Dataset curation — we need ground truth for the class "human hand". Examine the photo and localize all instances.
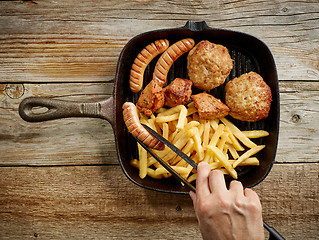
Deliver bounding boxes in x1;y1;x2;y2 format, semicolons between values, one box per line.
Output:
189;162;264;240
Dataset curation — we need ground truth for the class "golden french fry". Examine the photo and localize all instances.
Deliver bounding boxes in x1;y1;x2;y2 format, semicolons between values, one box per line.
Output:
162;123;169;140
156;113;180;123
209;124;225;147
217;132;229;151
187;173;197;183
209;119;219;131
203;124;225;163
229;157;259;166
176;105;188;129
191;127;204;160
225;127;245;151
202;121;211;148
131;159;163;179
242;130;269;138
233;145;265;168
172;121;200;143
138;143;147;179
226;143;240;159
206;145;238;179
220;118;257;149
157;105;184;116
187;106;198;116
131;102;268;183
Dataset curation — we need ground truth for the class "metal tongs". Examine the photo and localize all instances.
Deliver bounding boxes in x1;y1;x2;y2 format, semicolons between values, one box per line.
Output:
134;124;285;240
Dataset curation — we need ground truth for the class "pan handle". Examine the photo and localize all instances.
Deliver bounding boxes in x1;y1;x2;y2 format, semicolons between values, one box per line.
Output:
182;20;210;31
19;96;114;125
264;222;286;240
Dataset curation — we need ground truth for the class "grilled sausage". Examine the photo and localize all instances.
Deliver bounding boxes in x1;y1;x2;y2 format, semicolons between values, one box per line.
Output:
122;102;165;150
129;39;169;93
153;38;195;87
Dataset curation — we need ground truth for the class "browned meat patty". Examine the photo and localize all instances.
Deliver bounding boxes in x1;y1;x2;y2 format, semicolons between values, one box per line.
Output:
164;78;193;107
187;40;233;91
225;72;272;122
136;80;164;116
191;92;230;120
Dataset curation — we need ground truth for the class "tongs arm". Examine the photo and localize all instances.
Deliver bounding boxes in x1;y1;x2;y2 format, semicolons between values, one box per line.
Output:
133;136;196;193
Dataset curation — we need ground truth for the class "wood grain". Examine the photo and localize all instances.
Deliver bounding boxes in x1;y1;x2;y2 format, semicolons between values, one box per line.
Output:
0;0;318;82
1;81;318;165
0;163;318;239
0;1;318;239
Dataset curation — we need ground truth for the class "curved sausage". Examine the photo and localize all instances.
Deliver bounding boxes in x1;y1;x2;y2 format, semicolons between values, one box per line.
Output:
122;102;165;150
130;39;169;93
153;38;195;87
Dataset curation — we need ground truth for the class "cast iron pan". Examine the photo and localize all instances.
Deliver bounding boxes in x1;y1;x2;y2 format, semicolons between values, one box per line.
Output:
19;21;280;194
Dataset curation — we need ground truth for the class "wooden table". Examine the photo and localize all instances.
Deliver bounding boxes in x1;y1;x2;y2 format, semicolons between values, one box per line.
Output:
1;1;318;239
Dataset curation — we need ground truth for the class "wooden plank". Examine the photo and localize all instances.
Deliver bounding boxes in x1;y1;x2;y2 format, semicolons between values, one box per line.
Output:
278;81;319;163
0;82;118;165
1;81;318;165
0;163;318;239
0;0;318;82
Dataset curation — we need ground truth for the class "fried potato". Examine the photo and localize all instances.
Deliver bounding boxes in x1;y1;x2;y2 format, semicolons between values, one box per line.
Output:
131;104;269;185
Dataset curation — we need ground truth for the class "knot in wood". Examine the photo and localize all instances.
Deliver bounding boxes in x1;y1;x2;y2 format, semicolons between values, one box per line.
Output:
291;114;301;123
5;84;25;99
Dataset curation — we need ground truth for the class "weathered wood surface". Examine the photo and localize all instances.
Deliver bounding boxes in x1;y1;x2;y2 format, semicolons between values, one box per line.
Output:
0;0;318;82
0;0;318;239
0;164;318;239
0;81;318;165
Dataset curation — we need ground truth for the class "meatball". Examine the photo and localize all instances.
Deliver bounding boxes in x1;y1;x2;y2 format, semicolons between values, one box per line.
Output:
191;92;230;120
225;72;272;122
187;40;233;91
164;78;193;107
136;80;164;116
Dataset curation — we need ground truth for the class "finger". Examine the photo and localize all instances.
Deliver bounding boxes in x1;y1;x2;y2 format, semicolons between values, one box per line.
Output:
229;180;244;195
196;161;211;197
189;191;196;204
244;188;260;202
208;170;227;194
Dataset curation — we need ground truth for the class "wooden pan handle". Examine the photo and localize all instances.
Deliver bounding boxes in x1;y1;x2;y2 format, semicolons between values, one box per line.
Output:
19;96;114;125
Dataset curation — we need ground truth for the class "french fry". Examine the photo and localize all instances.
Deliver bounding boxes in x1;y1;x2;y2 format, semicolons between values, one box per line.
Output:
229;157;259;166
203;124;225;162
172;121;200;143
138;143;147;179
187;106;198;116
233;145;265;168
131;103;268;184
187;173;197;183
220;118;257;149
217;132;229;151
206;145;238;179
162;123;169;140
242;130;269;138
157;105;184;116
130;159;163;179
202;120;211;148
191;127;204;160
210;119;219;131
176;105;188;129
156;113;180;123
226;143;240;159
